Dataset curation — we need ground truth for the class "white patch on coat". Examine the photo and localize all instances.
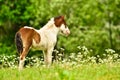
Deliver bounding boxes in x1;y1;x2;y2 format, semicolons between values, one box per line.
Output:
24;26;33;29
59;24;70;36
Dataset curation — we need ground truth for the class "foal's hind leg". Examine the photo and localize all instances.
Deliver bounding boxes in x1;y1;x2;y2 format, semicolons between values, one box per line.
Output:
19;45;31;70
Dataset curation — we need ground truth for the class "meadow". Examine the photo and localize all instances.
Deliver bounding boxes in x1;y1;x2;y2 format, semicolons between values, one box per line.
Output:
0;1;120;80
0;46;120;80
0;63;120;80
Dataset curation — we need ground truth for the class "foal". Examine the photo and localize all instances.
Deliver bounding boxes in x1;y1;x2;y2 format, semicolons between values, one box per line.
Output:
15;16;70;70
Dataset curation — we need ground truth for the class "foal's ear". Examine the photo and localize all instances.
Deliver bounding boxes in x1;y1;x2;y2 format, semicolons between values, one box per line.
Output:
54;16;65;27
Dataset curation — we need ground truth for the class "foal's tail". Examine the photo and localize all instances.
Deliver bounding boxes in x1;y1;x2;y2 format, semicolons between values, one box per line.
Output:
15;32;23;54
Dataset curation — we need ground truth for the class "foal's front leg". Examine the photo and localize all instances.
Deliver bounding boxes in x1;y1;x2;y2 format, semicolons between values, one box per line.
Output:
43;47;54;66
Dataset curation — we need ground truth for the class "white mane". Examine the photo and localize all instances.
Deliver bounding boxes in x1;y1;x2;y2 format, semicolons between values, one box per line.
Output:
42;18;55;29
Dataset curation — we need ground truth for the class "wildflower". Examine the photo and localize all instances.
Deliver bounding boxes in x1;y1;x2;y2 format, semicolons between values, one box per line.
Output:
82;46;88;51
60;48;65;51
113;54;119;59
105;49;115;54
98;58;104;63
69;53;75;59
77;46;81;49
58;53;63;57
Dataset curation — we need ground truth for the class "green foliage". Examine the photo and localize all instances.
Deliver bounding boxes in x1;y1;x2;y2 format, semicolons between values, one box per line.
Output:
0;0;120;55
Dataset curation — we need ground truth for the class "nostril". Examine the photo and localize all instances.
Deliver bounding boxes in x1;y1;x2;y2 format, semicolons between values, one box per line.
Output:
68;30;70;34
66;30;70;35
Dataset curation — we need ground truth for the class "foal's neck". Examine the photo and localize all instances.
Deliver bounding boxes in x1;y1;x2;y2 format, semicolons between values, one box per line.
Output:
40;21;59;36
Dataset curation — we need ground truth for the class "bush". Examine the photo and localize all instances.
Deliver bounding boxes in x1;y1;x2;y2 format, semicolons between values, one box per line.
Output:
0;0;120;56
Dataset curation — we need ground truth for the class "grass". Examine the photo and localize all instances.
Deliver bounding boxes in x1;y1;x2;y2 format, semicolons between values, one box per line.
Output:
0;46;120;80
0;63;120;80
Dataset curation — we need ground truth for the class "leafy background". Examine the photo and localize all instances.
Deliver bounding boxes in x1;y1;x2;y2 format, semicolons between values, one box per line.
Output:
0;0;120;56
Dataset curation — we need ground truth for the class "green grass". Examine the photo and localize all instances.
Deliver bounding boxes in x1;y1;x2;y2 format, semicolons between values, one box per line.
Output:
0;63;120;80
0;47;119;80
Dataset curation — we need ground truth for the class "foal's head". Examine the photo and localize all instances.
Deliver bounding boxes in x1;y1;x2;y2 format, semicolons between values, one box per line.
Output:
54;16;70;36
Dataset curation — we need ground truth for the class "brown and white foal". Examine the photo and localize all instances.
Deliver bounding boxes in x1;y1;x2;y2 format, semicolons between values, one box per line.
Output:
15;16;70;70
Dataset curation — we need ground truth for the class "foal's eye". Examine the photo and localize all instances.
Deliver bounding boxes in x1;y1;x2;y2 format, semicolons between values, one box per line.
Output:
65;25;67;28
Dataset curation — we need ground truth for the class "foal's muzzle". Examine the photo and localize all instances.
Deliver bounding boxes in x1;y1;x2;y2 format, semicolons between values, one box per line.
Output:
65;29;70;36
63;28;70;36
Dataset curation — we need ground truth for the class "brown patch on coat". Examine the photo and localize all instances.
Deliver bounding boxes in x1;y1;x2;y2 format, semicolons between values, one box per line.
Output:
33;30;41;44
19;27;41;48
54;16;66;27
18;27;41;60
